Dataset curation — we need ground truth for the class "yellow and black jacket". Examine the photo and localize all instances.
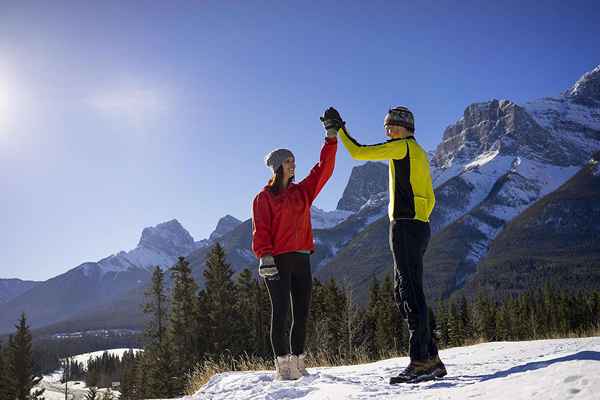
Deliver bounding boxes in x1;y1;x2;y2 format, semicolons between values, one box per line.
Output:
338;128;435;222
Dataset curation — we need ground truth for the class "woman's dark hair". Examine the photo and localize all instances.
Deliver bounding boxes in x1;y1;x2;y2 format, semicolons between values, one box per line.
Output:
268;166;294;194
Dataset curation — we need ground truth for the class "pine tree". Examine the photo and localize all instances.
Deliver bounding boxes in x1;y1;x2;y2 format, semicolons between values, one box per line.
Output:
2;336;17;400
85;386;99;400
203;244;242;355
0;340;10;400
459;295;474;342
435;300;450;347
363;277;381;358
375;275;404;356
236;268;257;352
143;265;178;397
448;300;463;347
9;313;45;400
322;278;346;357
169;256;199;393
144;266;169;348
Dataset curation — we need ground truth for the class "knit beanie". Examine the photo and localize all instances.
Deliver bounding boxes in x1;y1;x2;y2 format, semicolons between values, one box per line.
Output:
264;148;294;173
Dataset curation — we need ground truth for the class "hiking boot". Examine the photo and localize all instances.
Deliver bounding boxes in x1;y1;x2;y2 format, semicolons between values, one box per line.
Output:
389;355;447;384
275;355;301;381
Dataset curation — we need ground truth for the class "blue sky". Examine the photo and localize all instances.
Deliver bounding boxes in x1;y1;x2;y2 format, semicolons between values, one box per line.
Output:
1;0;599;280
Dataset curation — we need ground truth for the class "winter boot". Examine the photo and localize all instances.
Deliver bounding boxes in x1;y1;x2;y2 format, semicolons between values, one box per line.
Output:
275;355;301;381
295;353;309;376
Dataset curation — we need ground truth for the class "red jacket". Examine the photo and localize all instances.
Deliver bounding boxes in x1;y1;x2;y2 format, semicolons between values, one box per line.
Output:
252;137;337;259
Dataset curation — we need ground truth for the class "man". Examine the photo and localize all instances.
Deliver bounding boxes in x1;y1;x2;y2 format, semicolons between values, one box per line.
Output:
321;106;446;384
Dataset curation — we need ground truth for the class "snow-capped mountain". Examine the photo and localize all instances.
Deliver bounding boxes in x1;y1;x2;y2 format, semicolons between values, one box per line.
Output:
316;64;600;302
465;151;600;298
336;161;388;212
0;218;237;334
76;219;197;278
191;336;600;400
423;67;600;291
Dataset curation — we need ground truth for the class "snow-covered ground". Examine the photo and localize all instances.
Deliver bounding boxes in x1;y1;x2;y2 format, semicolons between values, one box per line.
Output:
184;337;600;400
39;348;142;400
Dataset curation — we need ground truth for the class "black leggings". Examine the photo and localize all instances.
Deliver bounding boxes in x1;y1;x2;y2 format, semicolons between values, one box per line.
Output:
265;252;312;357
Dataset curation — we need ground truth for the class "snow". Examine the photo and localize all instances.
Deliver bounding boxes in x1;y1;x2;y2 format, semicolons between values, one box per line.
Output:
182;337;600;400
311;207;354;229
67;348;143;370
39;348;143;399
463;149;500;170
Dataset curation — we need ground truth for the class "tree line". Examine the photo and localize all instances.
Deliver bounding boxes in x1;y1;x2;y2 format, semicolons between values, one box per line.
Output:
3;243;598;399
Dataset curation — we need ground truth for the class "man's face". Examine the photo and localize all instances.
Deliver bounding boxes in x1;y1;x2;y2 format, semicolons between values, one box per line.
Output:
385;125;410;139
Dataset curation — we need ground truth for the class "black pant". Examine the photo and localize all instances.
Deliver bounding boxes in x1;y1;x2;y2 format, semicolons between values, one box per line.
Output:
390;219;438;362
265;252;312;357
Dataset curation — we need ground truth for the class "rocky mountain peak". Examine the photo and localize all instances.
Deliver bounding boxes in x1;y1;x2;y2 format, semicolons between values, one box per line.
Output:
564;64;600;104
209;215;242;241
137;219;195;255
336;161;388;212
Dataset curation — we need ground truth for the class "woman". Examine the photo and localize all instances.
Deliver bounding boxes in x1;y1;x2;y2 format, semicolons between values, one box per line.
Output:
251;109;338;380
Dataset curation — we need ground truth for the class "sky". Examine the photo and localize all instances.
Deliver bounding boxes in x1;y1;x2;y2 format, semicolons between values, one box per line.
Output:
1;0;599;281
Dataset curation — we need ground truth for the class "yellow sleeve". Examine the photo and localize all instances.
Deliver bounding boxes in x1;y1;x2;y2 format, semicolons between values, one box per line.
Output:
338;128;407;161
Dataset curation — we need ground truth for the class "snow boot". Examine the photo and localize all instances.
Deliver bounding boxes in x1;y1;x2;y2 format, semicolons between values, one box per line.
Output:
275;355;302;381
295;353;309;376
389;355;447;384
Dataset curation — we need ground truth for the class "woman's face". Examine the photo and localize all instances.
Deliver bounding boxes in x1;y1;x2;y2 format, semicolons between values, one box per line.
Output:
282;156;295;181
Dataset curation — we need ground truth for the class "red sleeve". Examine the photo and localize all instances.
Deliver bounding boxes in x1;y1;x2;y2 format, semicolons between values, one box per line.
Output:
252;192;273;258
298;136;337;203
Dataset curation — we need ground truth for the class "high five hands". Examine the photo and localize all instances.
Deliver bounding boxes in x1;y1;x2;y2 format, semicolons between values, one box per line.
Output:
320;107;345;137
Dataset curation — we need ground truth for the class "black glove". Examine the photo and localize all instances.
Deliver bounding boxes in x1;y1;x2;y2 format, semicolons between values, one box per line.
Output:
320;107;345;131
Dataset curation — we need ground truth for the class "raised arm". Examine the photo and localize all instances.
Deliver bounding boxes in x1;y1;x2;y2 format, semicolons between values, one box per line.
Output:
338;128;408;161
251;192;273;259
298;136;337;203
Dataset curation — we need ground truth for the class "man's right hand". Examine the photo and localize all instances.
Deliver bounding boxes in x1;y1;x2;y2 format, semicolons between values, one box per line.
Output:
320;107;345;132
259;255;279;280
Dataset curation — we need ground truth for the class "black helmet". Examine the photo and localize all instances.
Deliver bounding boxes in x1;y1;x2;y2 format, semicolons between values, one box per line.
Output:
384;106;414;132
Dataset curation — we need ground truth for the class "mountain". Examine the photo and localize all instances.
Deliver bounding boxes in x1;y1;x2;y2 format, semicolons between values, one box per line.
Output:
14;65;600;335
0;279;40;303
0;219;197;334
464;152;600;298
336;161;388;211
209;215;243;241
316;65;600;302
190;337;600;399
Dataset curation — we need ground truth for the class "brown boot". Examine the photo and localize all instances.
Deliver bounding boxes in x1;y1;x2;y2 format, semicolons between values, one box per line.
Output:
389;355;446;384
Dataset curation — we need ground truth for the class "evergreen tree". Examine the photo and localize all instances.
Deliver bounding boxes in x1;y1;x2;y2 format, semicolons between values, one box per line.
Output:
144;266;169;348
362;277;381;358
203;244;242;355
9;313;45;400
474;291;496;341
375;275;404;356
448;300;463;347
236;268;258;352
142;265;178;397
435;300;450;347
169;256;200;392
85;386;99;400
0;340;11;400
459;295;474;342
3;335;17;400
322;278;346;357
